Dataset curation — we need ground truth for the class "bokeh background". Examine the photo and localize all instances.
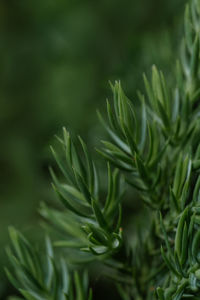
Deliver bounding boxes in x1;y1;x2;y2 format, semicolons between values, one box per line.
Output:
0;0;186;298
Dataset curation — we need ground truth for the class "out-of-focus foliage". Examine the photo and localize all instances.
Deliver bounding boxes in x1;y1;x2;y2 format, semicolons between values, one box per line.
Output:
6;227;93;300
0;0;186;298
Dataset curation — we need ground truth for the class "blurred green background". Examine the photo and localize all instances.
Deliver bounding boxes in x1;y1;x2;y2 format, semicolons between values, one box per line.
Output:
0;0;186;298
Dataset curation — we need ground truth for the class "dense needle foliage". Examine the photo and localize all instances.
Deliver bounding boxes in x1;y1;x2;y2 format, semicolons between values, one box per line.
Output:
6;0;200;299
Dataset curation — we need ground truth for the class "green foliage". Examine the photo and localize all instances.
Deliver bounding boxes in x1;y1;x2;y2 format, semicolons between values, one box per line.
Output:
0;4;180;290
6;0;200;299
6;227;92;300
43;128;124;258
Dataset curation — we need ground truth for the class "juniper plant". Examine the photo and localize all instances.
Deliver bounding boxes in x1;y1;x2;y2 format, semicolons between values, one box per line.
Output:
6;0;200;299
